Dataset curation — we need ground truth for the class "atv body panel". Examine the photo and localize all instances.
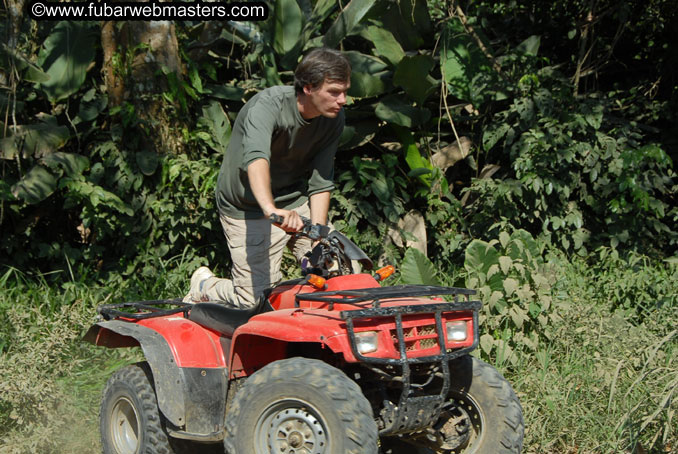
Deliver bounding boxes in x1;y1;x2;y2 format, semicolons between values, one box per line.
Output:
85;316;228;439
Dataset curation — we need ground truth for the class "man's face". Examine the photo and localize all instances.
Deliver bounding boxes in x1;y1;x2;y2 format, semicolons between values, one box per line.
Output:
303;78;351;119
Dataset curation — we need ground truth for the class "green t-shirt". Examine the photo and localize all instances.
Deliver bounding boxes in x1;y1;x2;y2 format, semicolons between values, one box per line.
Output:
216;85;344;219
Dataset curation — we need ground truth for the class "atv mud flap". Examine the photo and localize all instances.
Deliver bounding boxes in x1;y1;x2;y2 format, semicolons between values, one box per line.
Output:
340;301;480;436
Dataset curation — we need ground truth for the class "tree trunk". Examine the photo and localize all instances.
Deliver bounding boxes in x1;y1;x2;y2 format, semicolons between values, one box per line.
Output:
100;18;184;153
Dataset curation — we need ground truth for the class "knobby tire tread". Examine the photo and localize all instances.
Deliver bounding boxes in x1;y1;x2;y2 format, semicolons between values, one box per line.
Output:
224;357;378;454
451;356;524;454
100;363;177;454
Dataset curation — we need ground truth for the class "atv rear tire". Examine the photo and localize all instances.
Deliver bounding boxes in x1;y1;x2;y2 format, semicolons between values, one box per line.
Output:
393;355;523;454
100;363;181;454
223;357;378;454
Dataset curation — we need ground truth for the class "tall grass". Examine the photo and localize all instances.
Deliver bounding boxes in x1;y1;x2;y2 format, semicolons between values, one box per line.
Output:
0;252;204;454
504;252;677;454
0;251;675;453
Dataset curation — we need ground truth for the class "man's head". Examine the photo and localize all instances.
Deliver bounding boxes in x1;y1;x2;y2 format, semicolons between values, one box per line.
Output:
294;48;351;94
295;48;351;119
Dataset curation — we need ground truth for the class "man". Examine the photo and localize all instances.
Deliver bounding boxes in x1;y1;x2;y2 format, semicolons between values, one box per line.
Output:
184;48;351;307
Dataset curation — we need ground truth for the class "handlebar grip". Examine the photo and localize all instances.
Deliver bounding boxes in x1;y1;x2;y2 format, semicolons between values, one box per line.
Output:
269;214;285;225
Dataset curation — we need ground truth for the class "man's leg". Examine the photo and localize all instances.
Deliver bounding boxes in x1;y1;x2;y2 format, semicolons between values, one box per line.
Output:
221;213;289;307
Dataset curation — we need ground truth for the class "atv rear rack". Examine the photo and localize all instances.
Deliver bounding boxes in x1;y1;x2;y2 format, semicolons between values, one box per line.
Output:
98;299;191;321
294;284;476;310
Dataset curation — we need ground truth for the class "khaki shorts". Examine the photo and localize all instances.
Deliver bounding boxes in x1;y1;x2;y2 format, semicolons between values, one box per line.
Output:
219;202;316;306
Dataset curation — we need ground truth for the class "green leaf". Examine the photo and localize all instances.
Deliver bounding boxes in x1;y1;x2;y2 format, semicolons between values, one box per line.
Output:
510;307;529;329
76;88;107;123
0;43;50;83
4;120;70;159
136;151;159;176
464;239;503;292
393;55;436;105
201;101;232;154
499;256;512;275
338;120;379;150
391;125;432;188
11;166;57;204
400;248;441;286
516;35;541;56
407;168;432;178
375;95;430;128
344;51;389;98
480;333;495;355
42;152;89;176
441;19;491;103
370;176;390;203
482;123;510;151
499;231;510;249
204;84;245;101
503;278;519;297
360;26;405;66
188;65;204;94
273;0;304;56
322;0;377;48
37;21;98;102
508;229;541;262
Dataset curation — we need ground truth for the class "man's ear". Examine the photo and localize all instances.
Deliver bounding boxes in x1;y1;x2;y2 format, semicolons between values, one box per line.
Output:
303;84;314;95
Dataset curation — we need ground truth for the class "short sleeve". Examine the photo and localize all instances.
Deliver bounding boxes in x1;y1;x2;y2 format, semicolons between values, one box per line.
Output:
241;97;280;168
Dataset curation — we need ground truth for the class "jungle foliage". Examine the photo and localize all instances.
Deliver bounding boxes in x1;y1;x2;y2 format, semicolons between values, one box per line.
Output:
2;0;676;273
1;1;677;452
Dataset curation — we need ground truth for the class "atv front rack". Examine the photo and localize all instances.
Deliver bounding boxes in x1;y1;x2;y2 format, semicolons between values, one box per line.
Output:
298;285;482;436
98;299;191;320
295;284;476;310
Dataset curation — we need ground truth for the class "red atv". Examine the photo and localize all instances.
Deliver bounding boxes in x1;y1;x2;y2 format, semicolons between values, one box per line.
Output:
85;217;524;454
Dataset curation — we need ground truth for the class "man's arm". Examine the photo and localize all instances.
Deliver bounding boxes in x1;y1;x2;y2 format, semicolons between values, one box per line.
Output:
247;158;303;231
309;191;330;225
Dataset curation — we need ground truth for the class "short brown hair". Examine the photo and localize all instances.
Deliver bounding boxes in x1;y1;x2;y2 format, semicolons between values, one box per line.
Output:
294;48;351;94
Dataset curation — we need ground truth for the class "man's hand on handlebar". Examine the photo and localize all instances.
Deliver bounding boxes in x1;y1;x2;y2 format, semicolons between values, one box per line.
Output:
268;209;304;232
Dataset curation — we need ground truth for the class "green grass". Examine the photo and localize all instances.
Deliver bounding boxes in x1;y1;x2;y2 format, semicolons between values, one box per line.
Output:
0;252;675;454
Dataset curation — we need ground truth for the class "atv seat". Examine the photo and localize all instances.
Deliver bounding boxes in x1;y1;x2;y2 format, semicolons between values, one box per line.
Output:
188;297;273;337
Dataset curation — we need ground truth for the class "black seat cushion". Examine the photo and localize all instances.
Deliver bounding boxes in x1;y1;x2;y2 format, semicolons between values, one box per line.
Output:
188;298;273;337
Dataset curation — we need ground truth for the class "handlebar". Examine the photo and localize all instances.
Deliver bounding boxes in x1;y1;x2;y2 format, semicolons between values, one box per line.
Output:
269;214;330;241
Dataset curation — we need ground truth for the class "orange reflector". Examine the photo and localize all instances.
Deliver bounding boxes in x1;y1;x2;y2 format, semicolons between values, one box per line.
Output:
306;274;327;289
375;265;395;281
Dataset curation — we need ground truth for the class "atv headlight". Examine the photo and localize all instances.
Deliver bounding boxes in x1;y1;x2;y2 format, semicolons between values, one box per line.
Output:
446;321;468;342
355;331;379;354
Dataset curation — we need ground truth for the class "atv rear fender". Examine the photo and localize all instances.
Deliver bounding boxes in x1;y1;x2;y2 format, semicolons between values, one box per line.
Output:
84;319;228;440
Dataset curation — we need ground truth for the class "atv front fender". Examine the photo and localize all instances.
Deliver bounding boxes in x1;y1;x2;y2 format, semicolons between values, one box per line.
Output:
84;320;227;438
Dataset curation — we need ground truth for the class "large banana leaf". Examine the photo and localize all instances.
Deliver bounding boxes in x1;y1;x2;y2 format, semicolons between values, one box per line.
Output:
273;0;303;56
440;19;491;103
37;21;98;103
11;166;57;204
1;43;50;83
344;51;390;99
393;55;437;105
375;96;430;128
323;0;377;48
400;248;441;286
360;26;405;67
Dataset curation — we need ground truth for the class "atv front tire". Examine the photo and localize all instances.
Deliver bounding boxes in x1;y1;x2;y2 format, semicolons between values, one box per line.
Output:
224;357;378;454
100;363;180;454
393;355;523;454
